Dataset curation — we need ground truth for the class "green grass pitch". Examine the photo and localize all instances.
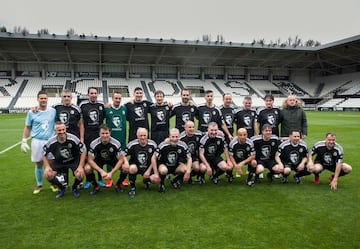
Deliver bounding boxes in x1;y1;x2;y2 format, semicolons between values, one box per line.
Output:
0;112;359;249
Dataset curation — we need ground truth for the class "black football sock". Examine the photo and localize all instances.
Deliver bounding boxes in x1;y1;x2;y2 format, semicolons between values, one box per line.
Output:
129;174;137;188
160;174;166;185
49;178;65;190
72;178;82;190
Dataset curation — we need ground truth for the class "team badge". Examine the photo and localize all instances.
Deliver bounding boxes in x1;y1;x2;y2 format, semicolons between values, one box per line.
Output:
59;112;69;124
60;147;71;159
89;109;98;122
134;106;144;117
70;110;74;115
137;152;147;165
290;151;299;164
203;112;211;124
112;116;121;128
67;143;73;149
157;110;165;121
167;152;177;164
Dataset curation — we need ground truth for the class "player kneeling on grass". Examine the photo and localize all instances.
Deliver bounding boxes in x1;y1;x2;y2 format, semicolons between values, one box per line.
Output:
43;122;86;198
275;130;311;184
153;128;192;193
123;128;160;198
84;124;129;195
307;132;352;190
229;128;257;187
199;122;233;184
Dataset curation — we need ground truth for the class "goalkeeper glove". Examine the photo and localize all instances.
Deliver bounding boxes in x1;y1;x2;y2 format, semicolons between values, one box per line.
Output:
21;138;30;153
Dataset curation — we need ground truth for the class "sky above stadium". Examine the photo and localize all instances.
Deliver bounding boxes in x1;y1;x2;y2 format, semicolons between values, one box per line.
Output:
1;0;359;45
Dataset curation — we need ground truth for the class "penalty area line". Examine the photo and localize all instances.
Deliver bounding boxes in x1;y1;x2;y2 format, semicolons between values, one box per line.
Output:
0;141;22;154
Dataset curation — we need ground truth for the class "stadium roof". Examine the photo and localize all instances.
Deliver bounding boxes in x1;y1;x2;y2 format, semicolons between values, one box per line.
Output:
0;32;359;74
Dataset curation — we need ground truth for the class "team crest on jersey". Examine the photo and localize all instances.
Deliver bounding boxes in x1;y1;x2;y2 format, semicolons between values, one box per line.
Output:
122;110;126;115
143;103;148;107
190;107;194;112
109;147;114;153
148;148;153;153
244;115;251;126
70;110;74;115
225;114;233;125
99;106;103;111
217;140;221;145
157;110;165;121
246;147;250;151
271;141;276;146
203;112;211;124
137;152;147;165
112;116;121;128
59;112;69;124
67;143;73;149
207;144;217;154
323;153;333;164
134;106;144;118
299;148;303;153
290;151;299;164
167;152;177;164
267;114;275;125
261;145;270;159
89;109;98;122
182;112;190;123
333;152;338;157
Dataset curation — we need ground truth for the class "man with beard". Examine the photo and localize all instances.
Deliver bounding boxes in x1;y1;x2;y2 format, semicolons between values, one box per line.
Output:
149;90;171;144
179;120;204;184
251;124;282;183
84;125;129;195
229;128;257;187
171;88;198;133
255;94;281;136
43;122;86;198
79;87;106;188
123;128;160;198
152;128;192;193
199;122;233;184
307;132;352;190
275;130;310;184
234;96;257;138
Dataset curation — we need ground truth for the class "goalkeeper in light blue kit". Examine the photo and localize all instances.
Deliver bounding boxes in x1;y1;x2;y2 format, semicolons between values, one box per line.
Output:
21;90;56;194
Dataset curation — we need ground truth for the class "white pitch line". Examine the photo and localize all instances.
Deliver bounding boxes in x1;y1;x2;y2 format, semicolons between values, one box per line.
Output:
0;141;22;154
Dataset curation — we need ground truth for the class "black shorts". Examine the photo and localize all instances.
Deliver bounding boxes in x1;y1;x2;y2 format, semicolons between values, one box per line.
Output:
257;159;277;170
314;161;336;172
51;162;79;175
207;157;225;169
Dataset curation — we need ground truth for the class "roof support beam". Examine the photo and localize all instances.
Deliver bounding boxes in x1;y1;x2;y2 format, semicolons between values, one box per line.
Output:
26;40;41;63
64;43;73;64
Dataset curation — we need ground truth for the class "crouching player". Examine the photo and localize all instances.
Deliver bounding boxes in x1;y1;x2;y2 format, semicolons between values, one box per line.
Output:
275;130;310;184
229;128;257;187
199;122;233;184
307;132;352;190
179;120;204;184
84;124;129;195
152;128;192;193
124;128;160;198
43;122;86;198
